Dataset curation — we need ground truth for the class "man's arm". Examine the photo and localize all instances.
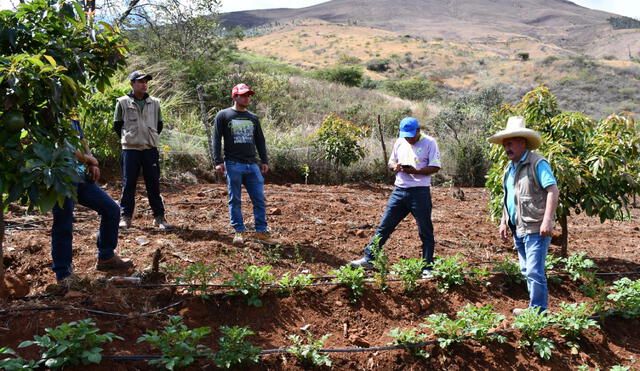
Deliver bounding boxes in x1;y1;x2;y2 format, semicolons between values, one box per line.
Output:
113;100;124;137
157;105;163;134
75;138;100;182
212;111;225;174
540;184;559;237
254;118;268;165
499;209;510;242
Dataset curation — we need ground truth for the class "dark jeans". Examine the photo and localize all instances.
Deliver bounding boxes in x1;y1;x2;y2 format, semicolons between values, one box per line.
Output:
364;186;435;265
51;182;120;280
120;148;164;217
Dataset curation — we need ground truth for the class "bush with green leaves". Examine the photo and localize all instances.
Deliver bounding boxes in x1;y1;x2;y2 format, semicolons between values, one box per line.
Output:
168;262;218;298
550;302;600;348
313;65;363;87
457;304;506;344
431;254;468;292
224;265;275;307
136;315;211;370
421;313;464;349
562;252;596;281
493;257;525;285
0;347;40;371
276;273;315;295
384;78;436;101
545;254;562;284
366;58;390;72
19;319;122;369
213;326;261;369
329;264;366;303
607;278;640;318
469;266;491;286
287;331;332;367
314;113;368;169
387;327;429;358
369;235;389;291
391;258;425;292
512;307;555;360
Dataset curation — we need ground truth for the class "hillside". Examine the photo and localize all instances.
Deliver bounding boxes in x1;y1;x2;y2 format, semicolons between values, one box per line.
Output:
222;0;640;59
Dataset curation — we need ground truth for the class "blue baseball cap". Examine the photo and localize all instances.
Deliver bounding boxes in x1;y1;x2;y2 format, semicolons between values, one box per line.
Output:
399;117;419;138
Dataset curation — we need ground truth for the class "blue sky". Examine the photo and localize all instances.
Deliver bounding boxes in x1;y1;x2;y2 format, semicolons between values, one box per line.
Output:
0;0;638;19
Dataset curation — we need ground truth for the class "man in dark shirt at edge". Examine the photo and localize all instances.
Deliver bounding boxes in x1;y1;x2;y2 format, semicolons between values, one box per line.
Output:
213;83;276;245
113;70;172;230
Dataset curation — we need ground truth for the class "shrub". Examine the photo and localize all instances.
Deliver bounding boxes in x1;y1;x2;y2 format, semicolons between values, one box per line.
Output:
457;304;506;343
384;78;436;101
517;52;530;61
562;252;596;281
287;331;332;367
213;326;261;369
137;316;212;370
391;258;426;292
387;328;429;358
366;58;390;72
608;16;640;30
168;262;218;299
0;347;41;371
19;319;123;369
421;313;464;349
329;265;366;303
224;265;276;307
337;54;361;65
313;65;363;87
550;302;599;347
276;273;314;295
313;113;368;169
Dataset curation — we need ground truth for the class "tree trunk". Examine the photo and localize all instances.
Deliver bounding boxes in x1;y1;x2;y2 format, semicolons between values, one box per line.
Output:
0;205;5;290
376;115;389;178
196;84;215;170
559;213;568;257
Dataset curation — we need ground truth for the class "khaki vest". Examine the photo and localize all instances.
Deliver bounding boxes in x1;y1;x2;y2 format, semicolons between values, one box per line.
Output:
502;151;552;235
117;95;160;150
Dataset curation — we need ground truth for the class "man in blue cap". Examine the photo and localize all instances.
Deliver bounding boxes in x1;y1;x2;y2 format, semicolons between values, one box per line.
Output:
113;70;172;230
349;117;441;278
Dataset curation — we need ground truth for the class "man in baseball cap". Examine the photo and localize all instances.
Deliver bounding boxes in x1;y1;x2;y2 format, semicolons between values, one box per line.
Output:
129;70;152;81
349;117;441;278
488;116;559;316
212;83;276;246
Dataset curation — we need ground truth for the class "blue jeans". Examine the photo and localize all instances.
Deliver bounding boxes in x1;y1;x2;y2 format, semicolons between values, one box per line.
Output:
51;182;120;280
225;161;267;233
514;233;550;311
364;186;435;265
120;148;165;217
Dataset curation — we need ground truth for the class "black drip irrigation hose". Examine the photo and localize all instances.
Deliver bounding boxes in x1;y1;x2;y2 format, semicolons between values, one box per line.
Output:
0;300;184;318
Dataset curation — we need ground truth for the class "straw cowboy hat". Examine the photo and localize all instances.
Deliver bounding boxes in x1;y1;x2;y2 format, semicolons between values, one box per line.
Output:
487;116;542;150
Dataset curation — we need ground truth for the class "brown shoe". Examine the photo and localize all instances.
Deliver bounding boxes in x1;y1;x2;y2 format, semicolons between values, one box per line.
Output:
254;232;278;245
96;254;133;271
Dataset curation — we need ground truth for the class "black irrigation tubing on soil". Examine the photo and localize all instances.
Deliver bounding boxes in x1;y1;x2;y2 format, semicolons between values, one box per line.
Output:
0;300;185;318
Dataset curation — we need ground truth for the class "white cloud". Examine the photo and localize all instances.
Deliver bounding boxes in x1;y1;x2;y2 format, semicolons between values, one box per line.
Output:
570;0;640;19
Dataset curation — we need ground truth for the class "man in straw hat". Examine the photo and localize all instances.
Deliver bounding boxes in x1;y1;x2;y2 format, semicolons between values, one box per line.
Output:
488;116;559;315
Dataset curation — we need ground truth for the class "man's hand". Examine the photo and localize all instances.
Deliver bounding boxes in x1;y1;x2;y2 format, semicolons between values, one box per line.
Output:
87;165;100;183
540;219;553;237
260;163;269;174
215;163;225;176
499;223;510;242
84;154;99;167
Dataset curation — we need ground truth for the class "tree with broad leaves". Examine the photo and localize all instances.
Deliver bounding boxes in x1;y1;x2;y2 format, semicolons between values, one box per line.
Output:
486;86;640;256
0;0;127;293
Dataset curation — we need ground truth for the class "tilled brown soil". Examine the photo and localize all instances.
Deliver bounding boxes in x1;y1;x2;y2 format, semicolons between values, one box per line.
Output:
1;180;639;370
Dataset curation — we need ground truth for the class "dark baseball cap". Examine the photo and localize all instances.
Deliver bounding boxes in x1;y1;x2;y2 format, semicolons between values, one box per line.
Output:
129;70;152;81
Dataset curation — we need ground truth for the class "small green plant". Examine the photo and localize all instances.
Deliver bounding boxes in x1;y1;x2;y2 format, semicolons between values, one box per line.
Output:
431;254;468;292
387;327;430;358
421;313;464;349
370;235;390;291
0;347;41;371
607;278;640;318
550;302;600;350
545;254;562;284
580;277;609;315
493;257;525;285
224;265;276;307
512;307;555;360
19;319;122;369
391;258;425;292
213;326;261;369
329;265;366;303
609;366;631;371
136;315;211;370
168;262;218;299
287;331;332;367
469;266;491;286
562;252;596;281
457;304;506;344
276;273;315;295
301;164;310;184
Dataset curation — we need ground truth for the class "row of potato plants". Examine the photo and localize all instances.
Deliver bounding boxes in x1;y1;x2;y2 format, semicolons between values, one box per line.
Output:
2;280;638;370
